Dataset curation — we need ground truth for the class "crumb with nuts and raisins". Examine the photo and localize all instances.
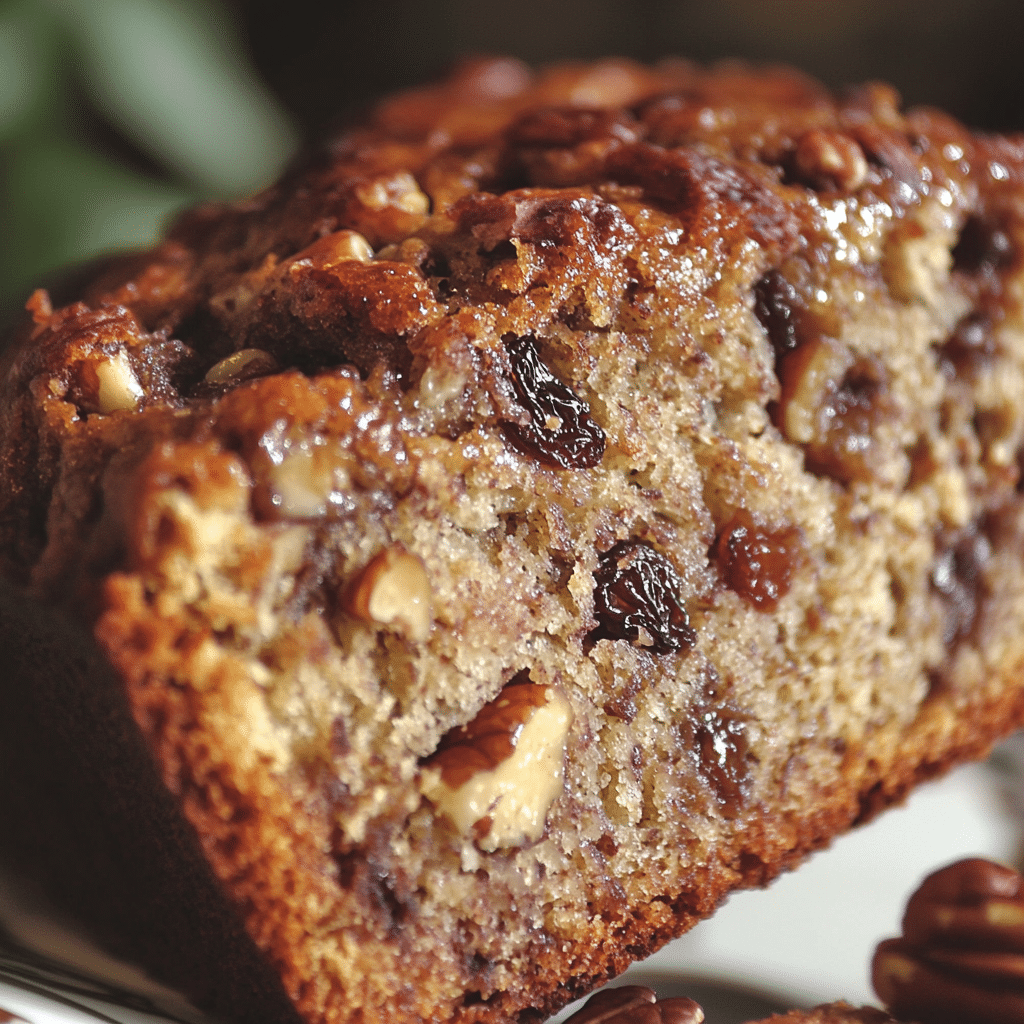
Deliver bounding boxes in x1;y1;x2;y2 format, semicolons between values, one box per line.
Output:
5;54;1024;1024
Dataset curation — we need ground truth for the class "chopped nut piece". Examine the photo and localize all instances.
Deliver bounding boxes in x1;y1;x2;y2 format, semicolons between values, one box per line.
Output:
356;172;430;215
204;348;279;385
421;683;573;851
793;130;868;191
265;438;346;519
776;334;853;445
883;221;955;305
347;545;432;642
292;230;374;270
94;350;144;413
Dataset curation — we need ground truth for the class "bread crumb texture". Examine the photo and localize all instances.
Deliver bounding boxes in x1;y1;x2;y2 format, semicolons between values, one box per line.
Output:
4;56;1024;1024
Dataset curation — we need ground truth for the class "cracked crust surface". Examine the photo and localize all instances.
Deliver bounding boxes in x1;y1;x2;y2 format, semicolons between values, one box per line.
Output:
4;56;1024;1024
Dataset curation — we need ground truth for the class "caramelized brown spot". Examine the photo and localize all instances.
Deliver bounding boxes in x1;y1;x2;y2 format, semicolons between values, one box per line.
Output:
500;335;605;469
694;707;750;820
803;357;893;484
592;540;695;653
507;106;641;150
244;260;445;381
714;511;801;611
503;106;642;188
932;528;991;647
953;214;1015;277
939;310;998;377
605;143;800;251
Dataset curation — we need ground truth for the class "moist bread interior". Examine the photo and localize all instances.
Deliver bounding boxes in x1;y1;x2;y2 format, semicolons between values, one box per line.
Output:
3;56;1024;1024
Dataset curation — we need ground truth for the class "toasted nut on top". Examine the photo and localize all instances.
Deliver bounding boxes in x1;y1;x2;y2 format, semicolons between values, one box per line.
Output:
94;350;144;413
421;682;573;852
204;348;279;385
346;545;432;642
873;858;1024;1024
292;230;374;270
794;130;868;192
355;172;430;215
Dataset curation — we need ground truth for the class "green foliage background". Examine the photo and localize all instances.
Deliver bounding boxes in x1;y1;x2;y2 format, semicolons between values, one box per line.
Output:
5;0;1024;329
0;0;296;323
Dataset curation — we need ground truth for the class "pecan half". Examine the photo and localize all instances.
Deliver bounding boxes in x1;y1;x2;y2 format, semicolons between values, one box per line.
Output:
420;681;573;851
345;545;433;642
564;986;704;1024
872;858;1024;1024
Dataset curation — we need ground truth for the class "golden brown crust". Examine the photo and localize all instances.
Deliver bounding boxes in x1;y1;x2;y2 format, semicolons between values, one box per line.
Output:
5;56;1024;1024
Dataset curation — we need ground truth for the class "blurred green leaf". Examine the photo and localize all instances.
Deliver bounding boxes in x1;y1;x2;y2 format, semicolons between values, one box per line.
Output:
1;135;194;312
0;0;49;140
0;0;300;323
52;0;298;196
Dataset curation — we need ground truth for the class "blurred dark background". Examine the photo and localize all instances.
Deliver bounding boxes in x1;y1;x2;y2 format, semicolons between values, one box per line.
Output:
235;0;1024;137
5;0;1024;322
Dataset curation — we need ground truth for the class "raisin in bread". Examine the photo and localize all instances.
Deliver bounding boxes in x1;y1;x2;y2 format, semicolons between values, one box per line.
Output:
3;55;1024;1024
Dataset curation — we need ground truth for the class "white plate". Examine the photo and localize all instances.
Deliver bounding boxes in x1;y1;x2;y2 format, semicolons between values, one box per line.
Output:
3;743;1022;1024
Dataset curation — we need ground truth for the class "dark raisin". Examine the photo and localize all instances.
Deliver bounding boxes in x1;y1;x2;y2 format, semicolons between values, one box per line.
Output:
500;335;605;469
754;270;803;357
694;707;750;820
751;269;842;359
932;529;991;646
939;310;997;377
714;511;801;611
592;540;695;653
952;214;1014;276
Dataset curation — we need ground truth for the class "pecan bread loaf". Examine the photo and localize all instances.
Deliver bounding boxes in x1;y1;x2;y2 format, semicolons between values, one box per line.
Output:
4;55;1024;1024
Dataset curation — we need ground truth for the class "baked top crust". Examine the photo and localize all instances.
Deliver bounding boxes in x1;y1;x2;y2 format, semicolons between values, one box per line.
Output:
4;56;1024;1024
